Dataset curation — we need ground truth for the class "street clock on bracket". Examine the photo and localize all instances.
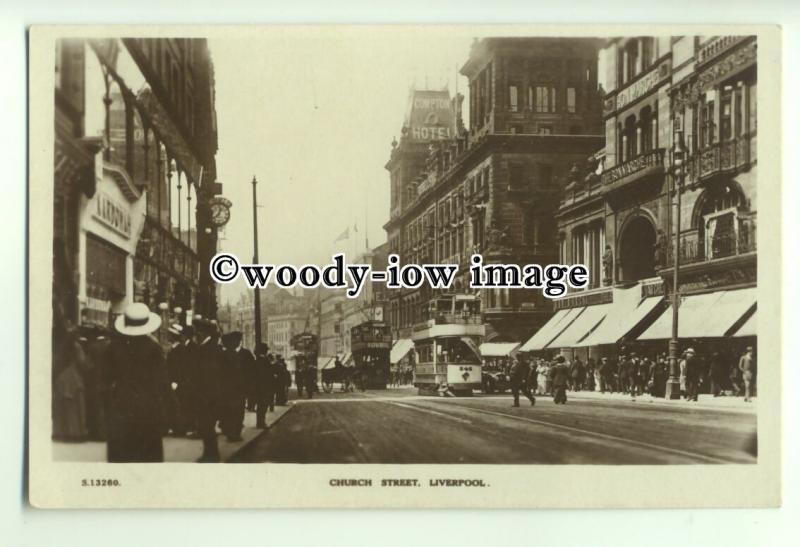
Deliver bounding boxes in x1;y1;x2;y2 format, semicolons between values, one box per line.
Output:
209;196;232;227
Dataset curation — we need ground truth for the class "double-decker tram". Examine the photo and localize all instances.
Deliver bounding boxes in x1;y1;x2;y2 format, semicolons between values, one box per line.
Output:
412;295;483;396
290;331;319;396
350;320;392;389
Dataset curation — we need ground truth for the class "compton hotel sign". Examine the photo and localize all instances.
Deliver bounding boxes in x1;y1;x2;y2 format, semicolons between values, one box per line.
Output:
409;95;453;141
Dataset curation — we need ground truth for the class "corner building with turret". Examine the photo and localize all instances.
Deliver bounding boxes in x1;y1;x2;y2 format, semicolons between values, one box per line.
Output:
383;38;604;349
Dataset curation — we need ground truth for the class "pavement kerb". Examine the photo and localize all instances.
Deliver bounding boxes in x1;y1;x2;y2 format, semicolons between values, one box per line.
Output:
564;391;757;414
224;403;296;462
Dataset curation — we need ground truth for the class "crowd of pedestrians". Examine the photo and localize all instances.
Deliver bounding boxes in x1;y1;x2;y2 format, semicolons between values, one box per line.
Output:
52;302;297;463
515;346;757;403
389;367;413;387
486;345;757;407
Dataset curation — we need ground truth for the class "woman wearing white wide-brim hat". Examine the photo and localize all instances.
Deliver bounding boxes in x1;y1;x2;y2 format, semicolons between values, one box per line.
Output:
105;302;170;462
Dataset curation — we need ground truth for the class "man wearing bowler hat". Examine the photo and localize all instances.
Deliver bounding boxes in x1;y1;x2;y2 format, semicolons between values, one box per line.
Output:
104;303;170;462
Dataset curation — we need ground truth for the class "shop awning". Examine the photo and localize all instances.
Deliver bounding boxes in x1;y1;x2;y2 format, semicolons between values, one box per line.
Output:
575;293;663;347
319;356;336;369
638;288;756;340
341;352;353;366
479;342;521;357
548;303;614;349
519;308;578;352
730;309;757;337
390;338;415;364
710;289;757;337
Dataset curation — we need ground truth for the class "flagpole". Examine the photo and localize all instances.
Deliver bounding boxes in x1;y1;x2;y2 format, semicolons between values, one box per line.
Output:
365;182;369;252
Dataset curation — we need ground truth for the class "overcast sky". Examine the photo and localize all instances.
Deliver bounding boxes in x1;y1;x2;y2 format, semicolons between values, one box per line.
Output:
209;29;476;304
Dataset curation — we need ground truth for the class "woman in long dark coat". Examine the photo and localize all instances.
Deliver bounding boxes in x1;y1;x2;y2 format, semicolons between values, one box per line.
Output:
104;303;169;463
52;327;89;442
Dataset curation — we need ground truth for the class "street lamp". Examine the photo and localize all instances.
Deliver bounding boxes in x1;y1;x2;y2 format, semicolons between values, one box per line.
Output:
252;176;262;348
664;128;686;400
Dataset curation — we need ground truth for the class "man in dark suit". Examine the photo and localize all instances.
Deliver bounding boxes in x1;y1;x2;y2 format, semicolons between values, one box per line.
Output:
253;343;277;428
193;319;222;462
509;356;535;407
219;331;250;441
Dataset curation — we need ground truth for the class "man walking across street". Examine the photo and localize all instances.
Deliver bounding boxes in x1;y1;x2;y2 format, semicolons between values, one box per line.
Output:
509;356;535;407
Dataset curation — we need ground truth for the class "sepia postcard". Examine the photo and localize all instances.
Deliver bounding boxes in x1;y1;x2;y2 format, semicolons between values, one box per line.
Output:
28;24;781;508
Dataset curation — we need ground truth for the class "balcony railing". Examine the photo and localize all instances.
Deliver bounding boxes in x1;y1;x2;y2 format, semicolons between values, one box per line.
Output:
697;36;748;65
664;217;757;267
685;133;755;184
601;148;665;187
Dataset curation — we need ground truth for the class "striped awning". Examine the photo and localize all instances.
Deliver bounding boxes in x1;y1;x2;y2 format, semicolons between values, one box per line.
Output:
519;307;581;352
548;303;614;349
639;288;756;340
576;294;662;347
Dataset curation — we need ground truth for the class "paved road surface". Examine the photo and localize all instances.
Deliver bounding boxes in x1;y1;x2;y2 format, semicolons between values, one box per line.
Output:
232;389;757;464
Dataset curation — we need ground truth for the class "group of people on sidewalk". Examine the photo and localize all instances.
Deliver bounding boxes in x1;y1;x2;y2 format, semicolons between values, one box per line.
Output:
497;345;757;407
52;302;295;463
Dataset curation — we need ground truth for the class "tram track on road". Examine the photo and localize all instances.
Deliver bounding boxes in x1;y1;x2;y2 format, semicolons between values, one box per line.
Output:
411;398;749;464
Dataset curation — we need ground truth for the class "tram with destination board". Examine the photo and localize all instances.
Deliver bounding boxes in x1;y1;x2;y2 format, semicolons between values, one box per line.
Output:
411;295;483;396
350;320;392;390
290;331;319;396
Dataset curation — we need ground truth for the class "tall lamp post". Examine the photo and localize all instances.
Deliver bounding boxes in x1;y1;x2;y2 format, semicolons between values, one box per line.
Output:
252;176;262;348
664;128;686;400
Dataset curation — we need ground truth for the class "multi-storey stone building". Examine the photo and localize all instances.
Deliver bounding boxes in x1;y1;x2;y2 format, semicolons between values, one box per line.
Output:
53;38;220;348
384;38;604;344
524;35;757;363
